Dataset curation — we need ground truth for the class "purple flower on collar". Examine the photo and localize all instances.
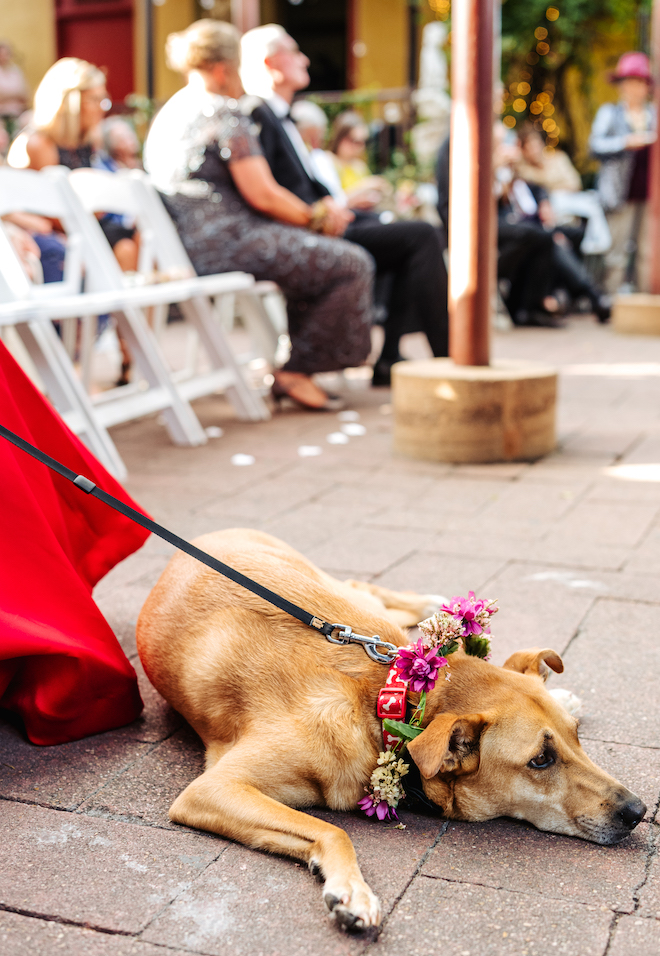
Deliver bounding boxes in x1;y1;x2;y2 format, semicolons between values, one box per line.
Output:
441;591;495;637
358;795;399;821
394;639;448;693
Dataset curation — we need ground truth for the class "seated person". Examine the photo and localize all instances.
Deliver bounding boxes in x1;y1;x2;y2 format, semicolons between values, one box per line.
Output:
95;116;142;172
436;130;610;327
517;125;611;257
144;19;373;411
240;23;448;386
8;58;139;273
326;111;391;211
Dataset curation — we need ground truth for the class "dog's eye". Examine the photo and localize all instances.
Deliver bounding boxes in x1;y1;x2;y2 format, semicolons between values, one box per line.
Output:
528;751;554;769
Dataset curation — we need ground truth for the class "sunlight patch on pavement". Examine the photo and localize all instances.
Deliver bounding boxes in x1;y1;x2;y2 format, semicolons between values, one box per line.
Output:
603;463;660;482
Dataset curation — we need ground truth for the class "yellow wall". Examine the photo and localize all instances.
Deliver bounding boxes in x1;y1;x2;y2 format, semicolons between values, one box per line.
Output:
353;0;408;89
0;0;56;103
134;0;198;101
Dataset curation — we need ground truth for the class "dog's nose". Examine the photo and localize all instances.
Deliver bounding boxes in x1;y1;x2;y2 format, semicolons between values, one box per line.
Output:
617;796;646;830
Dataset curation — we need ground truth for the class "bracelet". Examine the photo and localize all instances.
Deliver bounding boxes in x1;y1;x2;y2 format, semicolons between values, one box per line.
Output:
308;200;330;234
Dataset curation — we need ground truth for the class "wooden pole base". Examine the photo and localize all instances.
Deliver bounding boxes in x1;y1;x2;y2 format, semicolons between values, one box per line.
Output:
612;294;660;335
392;359;557;463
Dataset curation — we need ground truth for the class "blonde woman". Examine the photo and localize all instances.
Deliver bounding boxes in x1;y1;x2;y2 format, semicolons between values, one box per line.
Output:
9;57;108;171
8;58;138;382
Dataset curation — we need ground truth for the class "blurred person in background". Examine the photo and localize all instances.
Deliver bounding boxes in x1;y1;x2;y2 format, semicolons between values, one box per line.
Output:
144;19;374;411
7;58;139;274
517;125;611;258
589;51;656;293
241;23;448;386
95;116;142;171
0;40;29;138
326;111;391;212
289;99;345;203
436;126;609;326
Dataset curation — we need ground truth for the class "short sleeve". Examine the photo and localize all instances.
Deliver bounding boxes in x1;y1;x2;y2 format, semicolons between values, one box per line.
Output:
217;113;263;163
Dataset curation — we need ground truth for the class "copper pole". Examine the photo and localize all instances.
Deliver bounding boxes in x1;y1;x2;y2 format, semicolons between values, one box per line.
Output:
448;0;495;366
649;0;660;294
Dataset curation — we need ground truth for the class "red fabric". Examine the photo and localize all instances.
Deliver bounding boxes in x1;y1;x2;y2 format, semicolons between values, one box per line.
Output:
0;342;150;745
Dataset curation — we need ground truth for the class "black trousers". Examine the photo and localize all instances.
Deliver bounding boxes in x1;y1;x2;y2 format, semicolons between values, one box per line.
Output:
498;221;601;320
345;218;449;360
498;222;555;319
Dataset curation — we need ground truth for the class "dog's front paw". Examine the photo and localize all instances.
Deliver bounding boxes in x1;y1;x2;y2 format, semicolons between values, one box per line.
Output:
323;876;381;932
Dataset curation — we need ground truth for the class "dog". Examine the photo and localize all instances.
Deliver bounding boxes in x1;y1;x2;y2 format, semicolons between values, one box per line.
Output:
136;529;647;931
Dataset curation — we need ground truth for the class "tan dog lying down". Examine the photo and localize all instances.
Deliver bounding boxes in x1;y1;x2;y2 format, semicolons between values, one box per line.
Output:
137;529;646;931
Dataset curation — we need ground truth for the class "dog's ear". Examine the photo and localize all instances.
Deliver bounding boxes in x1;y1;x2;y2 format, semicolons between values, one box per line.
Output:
407;712;487;779
502;647;564;682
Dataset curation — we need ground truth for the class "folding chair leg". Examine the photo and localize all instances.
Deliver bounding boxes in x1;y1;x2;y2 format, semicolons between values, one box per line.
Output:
16;319;128;481
179;296;270;422
112;306;208;445
234;291;280;366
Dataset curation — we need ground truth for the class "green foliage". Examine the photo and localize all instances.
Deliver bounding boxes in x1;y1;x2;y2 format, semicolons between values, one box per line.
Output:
382;719;424;742
502;0;650;74
463;634;491;659
500;0;650;159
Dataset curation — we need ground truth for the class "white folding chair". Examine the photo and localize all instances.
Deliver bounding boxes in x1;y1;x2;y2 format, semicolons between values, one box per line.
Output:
124;169;288;366
66;167;271;419
0;166;241;472
0;177;130;478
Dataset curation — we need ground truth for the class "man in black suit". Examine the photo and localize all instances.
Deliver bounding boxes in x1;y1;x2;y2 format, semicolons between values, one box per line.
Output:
240;24;448;385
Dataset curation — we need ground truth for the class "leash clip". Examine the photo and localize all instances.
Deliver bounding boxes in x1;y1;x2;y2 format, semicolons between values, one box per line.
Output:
326;624;398;665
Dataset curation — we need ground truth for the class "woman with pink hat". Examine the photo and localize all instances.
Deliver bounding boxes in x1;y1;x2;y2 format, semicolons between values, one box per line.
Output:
589;51;656;294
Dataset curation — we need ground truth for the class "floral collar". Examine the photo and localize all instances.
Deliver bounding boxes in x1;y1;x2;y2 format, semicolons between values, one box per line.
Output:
359;592;497;822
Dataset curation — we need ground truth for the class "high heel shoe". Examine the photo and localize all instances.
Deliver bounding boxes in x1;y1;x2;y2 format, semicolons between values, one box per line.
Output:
271;379;345;412
115;361;131;387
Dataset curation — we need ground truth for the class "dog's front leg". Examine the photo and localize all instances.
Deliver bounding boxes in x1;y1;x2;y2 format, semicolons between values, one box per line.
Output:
169;749;381;931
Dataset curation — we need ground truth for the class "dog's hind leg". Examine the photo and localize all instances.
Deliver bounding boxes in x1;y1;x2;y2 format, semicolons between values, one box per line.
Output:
169;744;381;931
341;579;447;628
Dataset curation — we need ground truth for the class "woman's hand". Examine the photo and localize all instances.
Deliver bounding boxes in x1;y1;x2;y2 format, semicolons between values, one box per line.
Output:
626;131;656;150
229;155;313;226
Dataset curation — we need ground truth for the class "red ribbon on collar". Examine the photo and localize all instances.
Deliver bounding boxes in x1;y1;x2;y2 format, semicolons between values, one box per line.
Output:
377;663;408;749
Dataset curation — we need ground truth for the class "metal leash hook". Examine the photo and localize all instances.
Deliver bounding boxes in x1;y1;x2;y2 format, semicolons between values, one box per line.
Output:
326;625;398;665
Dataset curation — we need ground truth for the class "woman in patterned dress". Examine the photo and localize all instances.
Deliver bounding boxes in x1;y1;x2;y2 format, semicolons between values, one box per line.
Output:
144;19;374;411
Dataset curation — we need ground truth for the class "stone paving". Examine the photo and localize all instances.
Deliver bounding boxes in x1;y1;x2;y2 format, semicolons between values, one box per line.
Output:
1;318;660;956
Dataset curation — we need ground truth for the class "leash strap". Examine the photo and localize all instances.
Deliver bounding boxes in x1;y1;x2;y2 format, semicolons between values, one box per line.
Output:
0;423;397;663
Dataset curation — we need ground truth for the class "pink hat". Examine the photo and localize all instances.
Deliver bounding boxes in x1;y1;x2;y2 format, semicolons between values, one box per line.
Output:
611;51;652;82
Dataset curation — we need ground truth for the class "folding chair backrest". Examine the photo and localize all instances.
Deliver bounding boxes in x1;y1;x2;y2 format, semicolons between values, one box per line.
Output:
43;166;135;294
0;167;83;299
68;167;143;220
124;170;196;278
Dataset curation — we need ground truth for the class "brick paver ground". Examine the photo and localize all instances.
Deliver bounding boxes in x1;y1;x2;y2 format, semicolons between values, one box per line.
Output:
1;318;660;956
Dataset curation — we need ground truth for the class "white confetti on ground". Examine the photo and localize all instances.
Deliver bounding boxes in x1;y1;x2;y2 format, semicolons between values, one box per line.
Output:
341;422;366;437
326;432;350;445
230;454;255;466
205;426;224;438
337;410;360;422
298;445;323;457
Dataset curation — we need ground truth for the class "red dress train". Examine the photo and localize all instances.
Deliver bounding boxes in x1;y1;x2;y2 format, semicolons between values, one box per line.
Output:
0;342;150;744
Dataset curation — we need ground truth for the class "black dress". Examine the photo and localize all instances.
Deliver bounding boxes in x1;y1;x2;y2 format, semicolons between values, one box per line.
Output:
144;86;373;375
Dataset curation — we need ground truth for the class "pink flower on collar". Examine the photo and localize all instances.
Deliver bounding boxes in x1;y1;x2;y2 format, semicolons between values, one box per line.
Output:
441;591;495;637
394;639;448;693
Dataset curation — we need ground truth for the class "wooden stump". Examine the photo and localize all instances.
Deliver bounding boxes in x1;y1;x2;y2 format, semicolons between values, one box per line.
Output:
612;294;660;335
392;359;557;463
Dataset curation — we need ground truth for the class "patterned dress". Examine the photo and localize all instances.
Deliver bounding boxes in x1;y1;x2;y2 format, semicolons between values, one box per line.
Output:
144;85;373;375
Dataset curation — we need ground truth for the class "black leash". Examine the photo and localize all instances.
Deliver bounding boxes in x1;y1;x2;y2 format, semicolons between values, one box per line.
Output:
0;423;397;664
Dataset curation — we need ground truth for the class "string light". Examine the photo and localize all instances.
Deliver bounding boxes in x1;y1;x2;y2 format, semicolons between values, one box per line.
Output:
537;41;550;55
546;7;559;21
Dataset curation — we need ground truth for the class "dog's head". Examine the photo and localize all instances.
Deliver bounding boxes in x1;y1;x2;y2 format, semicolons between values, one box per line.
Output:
406;648;646;844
